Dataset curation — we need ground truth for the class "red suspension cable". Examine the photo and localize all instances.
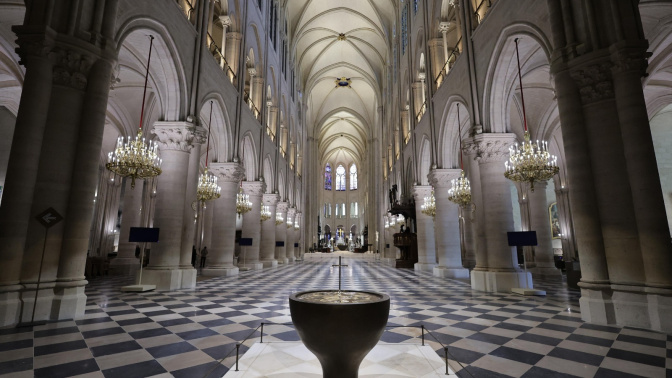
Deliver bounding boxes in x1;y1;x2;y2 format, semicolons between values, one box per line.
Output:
514;38;528;132
138;35;155;131
205;101;213;168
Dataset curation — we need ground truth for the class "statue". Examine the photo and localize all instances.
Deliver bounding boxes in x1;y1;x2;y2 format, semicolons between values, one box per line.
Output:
389;184;398;206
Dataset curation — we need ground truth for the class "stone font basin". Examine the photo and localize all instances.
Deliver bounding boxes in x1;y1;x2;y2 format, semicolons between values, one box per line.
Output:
289;290;390;378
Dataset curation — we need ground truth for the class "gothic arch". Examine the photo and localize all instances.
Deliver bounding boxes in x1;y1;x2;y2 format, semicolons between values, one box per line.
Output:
437;95;470;169
199;92;233;163
239;131;257;180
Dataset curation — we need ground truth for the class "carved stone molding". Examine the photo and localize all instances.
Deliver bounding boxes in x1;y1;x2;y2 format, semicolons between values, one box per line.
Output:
463;133;516;163
287;207;297;218
277;202;289;213
263;193;280;206
611;48;650;77
13;27;56;64
438;22;451;33
428;168;462;188
412;185;433;201
242;181;266;196
49;47;96;90
152;122;205;152
210;162;245;182
569;62;614;104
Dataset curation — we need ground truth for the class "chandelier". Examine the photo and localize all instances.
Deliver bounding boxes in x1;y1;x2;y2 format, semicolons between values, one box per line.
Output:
294;220;299;230
197;101;221;203
504;38;559;191
448;103;472;206
106;35;162;189
275;212;284;225
421;189;436;217
260;205;271;221
286;217;293;229
236;185;252;214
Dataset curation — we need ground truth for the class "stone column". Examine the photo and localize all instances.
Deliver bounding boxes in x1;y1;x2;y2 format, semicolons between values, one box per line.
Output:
141;122;197;290
260;193;279;267
412;82;424;121
611;48;672;290
239;180;265;270
203;162;244;276
253;76;264;119
201;200;214;249
294;212;302;260
268;106;278;140
527;181;561;278
20;49;110;322
110;178;143;275
439;22;450;68
225;32;241;81
554;185;576;263
460;203;477;269
275;201;288;264
178;138;204;287
469;134;532;292
429;169;469;278
219;15;231;69
413;185;437;272
286;207;296;262
0;33;54;326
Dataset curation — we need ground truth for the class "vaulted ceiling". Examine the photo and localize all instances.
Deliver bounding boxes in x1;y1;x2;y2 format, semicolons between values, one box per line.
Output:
286;0;395;165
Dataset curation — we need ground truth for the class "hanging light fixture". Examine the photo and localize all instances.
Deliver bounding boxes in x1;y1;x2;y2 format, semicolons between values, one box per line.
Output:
260;205;271;221
286;217;293;229
504;38;559;191
197;101;221;203
275;212;284;225
421;189;436;217
294;219;300;230
106;35;162;189
236;183;252;214
448;103;472;206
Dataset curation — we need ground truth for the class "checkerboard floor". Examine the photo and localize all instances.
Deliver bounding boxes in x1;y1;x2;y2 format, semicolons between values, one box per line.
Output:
1;253;670;378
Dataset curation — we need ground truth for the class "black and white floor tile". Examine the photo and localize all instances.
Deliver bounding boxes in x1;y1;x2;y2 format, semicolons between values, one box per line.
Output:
0;253;670;378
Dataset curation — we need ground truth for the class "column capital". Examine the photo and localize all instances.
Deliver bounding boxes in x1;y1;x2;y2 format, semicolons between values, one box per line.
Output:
219;15;232;27
263;193;280;205
428;168;462;187
242;180;266;196
610;44;649;77
152;122;205;151
287;207;297;217
277;202;289;213
210;162;245;182
569;59;614;105
438;22;451;33
463;133;516;163
412;185;433;200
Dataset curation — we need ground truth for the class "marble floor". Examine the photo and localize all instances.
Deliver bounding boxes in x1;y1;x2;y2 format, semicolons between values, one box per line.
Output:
222;342;454;377
0;252;670;378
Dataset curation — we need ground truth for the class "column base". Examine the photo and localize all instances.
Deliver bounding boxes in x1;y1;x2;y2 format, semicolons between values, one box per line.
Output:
141;268;191;291
180;268;197;289
529;266;562;280
277;258;289;264
287;256;295;263
109;257;140;276
471;270;532;292
433;266;470;279
414;262;436;273
261;260;278;268
239;262;264;270
51;281;87;320
20;282;56;323
201;266;239;277
579;284;672;333
0;285;22;327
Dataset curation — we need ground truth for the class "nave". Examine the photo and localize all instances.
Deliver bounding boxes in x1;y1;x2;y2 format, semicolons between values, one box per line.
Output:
0;253;669;378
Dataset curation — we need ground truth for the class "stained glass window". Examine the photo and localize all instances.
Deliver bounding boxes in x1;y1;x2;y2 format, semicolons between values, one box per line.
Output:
413;0;418;14
350;164;358;190
324;163;332;190
336;165;346;191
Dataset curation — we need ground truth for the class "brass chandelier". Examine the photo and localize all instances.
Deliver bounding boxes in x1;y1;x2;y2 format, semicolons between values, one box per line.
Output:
275;212;284;225
504;38;559;191
106;35;162;188
260;205;271;221
421;189;436;217
448;103;472;206
236;185;252;214
197;101;221;203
